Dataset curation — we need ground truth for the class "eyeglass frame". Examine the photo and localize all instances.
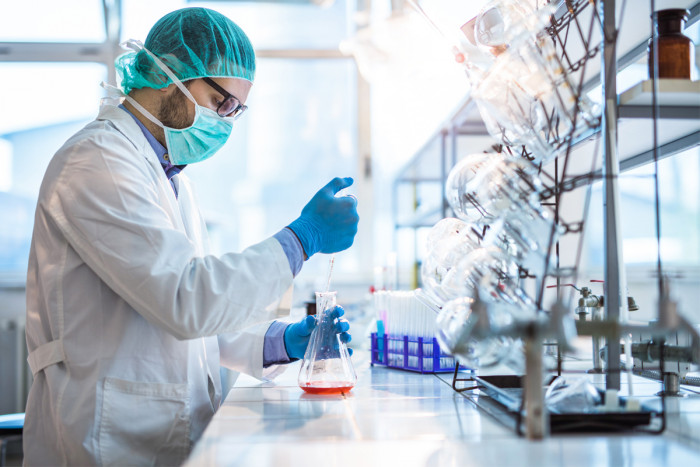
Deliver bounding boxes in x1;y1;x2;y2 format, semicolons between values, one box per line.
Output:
201;77;248;119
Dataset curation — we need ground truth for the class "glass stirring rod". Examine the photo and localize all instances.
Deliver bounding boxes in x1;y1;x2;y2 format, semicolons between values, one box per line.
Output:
325;255;335;293
325;186;351;293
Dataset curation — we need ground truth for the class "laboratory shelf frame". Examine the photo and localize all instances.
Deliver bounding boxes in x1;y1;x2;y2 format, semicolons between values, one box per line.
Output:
396;0;700;438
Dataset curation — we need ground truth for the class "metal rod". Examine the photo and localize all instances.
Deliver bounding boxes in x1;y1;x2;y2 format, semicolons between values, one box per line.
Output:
440;130;448;218
662;372;682;396
650;0;666;329
524;334;548;439
630;342;695;363
591;308;604;372
600;0;625;391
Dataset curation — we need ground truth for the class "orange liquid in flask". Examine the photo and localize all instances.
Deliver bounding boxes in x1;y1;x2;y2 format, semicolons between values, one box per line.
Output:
301;382;354;395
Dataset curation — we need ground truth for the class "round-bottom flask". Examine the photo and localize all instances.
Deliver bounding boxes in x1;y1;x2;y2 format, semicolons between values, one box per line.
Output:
436;297;519;369
298;291;356;394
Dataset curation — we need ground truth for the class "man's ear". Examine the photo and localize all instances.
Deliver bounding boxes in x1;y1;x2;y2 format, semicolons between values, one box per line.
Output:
158;83;178;94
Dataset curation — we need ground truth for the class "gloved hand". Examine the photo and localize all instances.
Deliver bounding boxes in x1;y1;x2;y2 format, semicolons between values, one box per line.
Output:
287;177;359;258
283;306;353;360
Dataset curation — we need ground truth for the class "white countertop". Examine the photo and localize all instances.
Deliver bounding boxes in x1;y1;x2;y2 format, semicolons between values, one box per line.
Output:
185;350;700;466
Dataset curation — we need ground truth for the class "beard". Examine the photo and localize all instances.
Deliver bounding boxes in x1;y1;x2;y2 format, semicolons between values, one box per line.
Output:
158;86;192;129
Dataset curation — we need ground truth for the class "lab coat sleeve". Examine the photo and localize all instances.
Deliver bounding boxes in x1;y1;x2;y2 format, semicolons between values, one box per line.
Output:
218;323;289;381
218;284;294;380
44;130;294;340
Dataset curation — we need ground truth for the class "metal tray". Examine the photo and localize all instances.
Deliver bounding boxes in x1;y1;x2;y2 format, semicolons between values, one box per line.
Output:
473;375;657;433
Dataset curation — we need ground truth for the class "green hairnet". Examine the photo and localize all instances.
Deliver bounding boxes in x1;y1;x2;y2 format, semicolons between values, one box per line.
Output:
116;7;255;94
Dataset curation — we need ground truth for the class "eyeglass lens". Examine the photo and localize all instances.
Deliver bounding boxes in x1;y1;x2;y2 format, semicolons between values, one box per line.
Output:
202;77;247;119
218;98;245;119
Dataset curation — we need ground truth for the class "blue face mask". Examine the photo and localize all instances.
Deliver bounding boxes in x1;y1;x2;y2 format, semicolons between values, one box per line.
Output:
121;40;235;165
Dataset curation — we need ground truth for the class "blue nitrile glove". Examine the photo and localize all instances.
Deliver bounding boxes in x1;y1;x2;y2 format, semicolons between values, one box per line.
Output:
283;306;353;360
287;177;359;259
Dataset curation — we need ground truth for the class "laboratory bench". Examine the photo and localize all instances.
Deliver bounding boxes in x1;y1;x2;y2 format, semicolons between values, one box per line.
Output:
185;350;700;466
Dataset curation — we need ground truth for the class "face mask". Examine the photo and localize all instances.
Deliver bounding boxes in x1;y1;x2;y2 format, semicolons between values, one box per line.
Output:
120;40;234;166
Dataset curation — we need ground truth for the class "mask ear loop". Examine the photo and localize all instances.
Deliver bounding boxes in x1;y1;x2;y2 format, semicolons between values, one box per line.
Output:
121;39;199;106
99;80;165;130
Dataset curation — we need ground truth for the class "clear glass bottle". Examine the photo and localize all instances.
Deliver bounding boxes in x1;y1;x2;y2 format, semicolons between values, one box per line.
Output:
298;291;356;394
648;9;694;79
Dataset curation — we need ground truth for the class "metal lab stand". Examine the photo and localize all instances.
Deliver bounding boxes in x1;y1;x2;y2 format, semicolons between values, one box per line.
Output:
436;0;700;439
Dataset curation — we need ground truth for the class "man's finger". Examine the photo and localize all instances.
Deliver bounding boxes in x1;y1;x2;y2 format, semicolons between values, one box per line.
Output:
335;320;350;334
330;306;345;320
324;177;353;195
338;332;352;344
298;315;316;336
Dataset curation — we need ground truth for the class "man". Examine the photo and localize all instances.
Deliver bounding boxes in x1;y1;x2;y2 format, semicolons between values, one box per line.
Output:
24;7;359;466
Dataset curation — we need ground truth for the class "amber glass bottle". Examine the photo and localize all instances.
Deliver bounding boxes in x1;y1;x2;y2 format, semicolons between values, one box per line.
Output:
648;9;694;79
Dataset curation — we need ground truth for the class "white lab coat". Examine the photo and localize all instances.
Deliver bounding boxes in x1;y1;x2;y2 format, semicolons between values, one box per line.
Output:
23;104;294;466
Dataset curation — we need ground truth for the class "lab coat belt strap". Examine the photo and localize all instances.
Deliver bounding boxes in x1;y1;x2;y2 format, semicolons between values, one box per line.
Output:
27;339;66;376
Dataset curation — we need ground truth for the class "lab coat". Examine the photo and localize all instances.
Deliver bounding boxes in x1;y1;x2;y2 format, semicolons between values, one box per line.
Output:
24;104;294;466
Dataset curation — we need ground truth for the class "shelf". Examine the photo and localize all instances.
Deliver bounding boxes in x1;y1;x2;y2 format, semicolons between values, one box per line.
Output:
619;79;700;107
617;79;700;120
618;106;700;119
564;79;700;176
566;118;699;177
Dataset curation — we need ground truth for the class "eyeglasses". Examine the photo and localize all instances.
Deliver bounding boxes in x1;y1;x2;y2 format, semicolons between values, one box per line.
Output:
202;77;248;119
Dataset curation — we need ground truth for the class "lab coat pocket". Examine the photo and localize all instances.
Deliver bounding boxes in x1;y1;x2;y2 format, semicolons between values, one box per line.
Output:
98;377;191;466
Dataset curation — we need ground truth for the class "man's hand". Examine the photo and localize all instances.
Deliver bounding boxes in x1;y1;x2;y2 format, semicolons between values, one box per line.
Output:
287;178;359;259
283;306;352;360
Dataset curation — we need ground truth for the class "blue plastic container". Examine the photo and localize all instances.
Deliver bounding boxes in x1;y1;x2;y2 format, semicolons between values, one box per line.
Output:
370;333;470;374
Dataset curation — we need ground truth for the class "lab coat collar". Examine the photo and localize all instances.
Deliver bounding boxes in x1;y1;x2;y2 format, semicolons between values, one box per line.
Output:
96;103;162;171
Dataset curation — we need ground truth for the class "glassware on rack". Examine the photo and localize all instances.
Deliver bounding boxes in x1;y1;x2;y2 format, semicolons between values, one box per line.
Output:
425;217;478;252
435;296;519;368
421;218;481;305
648;9;694;79
445;153;542;224
472;44;589;160
483;204;562;277
473;0;550;57
445;151;562;278
444;154;496;223
453;246;539;318
298;291;356;394
421;255;471;305
468;0;599;161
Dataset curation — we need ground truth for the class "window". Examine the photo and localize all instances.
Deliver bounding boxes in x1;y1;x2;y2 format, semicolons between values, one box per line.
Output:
185;57;358;281
0;0;105;42
0;63;106;277
1;3;360;287
121;0;353;49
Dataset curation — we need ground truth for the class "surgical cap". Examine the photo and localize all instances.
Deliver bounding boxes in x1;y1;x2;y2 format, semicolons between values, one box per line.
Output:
116;7;255;94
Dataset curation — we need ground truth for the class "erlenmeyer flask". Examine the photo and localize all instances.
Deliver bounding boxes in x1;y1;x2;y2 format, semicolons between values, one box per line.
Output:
298;291;356;394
